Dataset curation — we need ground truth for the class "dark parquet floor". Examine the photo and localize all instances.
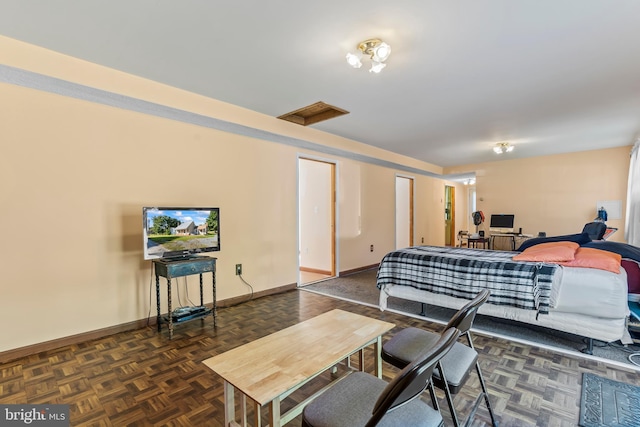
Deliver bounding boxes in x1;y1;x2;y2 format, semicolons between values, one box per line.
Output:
1;289;639;426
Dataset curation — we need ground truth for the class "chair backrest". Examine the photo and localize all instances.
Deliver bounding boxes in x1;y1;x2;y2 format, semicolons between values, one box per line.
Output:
582;221;607;240
367;327;460;427
444;289;490;334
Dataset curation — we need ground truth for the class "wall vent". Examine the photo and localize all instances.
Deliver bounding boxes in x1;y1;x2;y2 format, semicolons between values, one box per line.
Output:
277;101;349;126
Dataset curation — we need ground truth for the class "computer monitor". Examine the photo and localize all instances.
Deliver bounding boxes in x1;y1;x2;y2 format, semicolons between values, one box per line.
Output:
489;214;515;233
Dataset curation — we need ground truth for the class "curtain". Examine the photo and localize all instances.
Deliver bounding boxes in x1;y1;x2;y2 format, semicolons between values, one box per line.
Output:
626;138;640;246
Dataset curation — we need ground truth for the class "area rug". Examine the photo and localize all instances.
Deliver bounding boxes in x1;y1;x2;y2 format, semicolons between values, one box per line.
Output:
579;373;640;426
301;268;640;368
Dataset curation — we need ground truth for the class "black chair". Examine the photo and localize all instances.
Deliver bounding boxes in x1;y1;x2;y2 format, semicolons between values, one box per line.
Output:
301;327;460;427
582;221;607;240
381;289;498;427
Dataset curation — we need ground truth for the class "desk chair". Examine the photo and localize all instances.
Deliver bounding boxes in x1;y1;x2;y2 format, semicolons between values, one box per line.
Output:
302;328;460;427
582;222;607;240
381;290;498;427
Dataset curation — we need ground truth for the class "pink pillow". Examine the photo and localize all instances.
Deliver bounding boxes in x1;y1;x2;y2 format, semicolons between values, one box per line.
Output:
559;247;622;273
512;241;579;262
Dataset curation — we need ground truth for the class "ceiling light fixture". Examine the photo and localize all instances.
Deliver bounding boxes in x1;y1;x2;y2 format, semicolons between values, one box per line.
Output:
463;178;476;186
493;142;514;154
346;38;391;74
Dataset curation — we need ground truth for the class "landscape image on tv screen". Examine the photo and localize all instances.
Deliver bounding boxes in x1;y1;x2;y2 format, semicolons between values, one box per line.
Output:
143;207;220;260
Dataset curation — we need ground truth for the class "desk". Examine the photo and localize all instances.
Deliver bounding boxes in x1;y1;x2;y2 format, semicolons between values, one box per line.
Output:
490;234;533;251
466;237;491;249
203;309;395;427
153;256;217;339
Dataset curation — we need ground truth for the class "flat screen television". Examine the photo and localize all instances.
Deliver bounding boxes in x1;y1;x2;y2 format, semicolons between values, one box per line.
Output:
143;207;220;260
489;214;515;233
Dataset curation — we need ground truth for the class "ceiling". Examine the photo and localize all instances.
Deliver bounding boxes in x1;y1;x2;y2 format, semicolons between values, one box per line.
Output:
2;0;640;168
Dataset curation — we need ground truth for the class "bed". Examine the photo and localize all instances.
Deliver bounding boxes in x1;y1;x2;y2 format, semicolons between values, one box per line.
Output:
377;245;632;353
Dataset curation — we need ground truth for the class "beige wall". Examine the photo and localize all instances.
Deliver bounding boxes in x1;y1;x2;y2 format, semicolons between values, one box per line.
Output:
446;146;631;242
0;36;451;353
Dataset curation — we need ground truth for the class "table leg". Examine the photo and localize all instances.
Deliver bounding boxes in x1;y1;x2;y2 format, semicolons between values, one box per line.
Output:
269;398;281;427
374;336;383;378
252;400;260;427
155;274;161;332
212;270;217;327
199;273;206;326
241;394;247;427
359;349;365;372
224;381;236;426
167;278;173;339
199;273;204;307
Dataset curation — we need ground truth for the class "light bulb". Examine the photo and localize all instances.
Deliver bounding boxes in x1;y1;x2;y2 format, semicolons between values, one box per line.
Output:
369;61;386;73
346;52;363;68
372;42;391;62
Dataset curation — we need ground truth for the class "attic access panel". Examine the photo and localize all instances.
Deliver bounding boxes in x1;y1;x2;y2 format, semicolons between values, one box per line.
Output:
277;101;349;126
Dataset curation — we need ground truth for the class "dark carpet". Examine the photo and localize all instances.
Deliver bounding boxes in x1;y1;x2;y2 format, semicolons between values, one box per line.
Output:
579;373;640;426
302;268;640;368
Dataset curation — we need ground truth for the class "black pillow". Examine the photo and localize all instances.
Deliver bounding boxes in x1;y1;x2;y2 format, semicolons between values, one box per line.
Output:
516;232;592;252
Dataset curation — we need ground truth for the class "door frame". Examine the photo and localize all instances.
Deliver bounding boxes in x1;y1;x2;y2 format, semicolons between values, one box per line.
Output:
445;185;456;246
297;154;338;285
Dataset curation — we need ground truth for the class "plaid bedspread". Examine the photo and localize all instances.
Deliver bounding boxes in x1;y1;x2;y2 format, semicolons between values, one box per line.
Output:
376;246;558;314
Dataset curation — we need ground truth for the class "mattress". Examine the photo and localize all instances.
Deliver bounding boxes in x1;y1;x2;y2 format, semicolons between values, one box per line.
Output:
379;282;630;343
378;251;630;343
552;265;628;318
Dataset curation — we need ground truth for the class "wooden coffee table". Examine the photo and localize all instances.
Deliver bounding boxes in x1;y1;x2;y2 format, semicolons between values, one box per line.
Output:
203;309;395;427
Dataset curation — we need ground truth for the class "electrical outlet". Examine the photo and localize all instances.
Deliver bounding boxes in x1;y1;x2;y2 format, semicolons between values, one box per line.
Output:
235;264;242;275
421;237;424;243
370;244;374;252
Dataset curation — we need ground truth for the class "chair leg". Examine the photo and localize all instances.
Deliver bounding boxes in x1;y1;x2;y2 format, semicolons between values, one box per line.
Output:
465;331;475;349
475;361;498;427
436;361;461;427
428;382;440;412
465;332;498;427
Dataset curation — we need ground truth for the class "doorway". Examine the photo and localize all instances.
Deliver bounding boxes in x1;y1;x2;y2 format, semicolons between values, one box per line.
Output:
445;185;456;246
298;157;336;285
395;176;414;249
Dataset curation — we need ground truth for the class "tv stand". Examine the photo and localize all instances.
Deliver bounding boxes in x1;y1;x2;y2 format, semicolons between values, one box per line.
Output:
153;256;217;339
